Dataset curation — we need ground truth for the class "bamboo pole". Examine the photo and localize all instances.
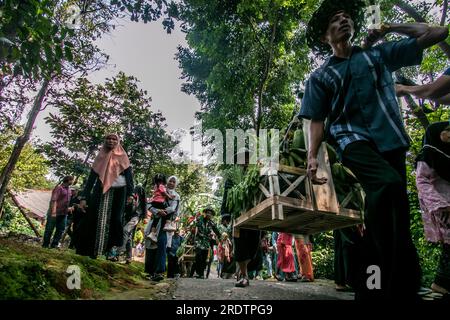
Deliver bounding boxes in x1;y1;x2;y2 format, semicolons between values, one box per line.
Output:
8;190;41;238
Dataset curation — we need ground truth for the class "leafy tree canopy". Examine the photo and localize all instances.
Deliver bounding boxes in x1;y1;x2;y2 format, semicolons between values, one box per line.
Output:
0;128;52;191
41;72;176;180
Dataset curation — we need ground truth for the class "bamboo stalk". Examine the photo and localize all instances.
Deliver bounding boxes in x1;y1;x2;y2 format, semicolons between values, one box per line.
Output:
8;190;41;237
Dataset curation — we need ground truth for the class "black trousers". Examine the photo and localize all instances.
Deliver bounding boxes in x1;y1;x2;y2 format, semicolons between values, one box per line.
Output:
195;248;209;277
189;262;196;277
145;248;157;275
333;227;361;288
341;141;421;299
436;243;450;290
167;254;180;278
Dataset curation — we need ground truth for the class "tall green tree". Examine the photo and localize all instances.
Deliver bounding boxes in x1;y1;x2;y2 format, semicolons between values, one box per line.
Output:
175;0;310;137
42;72;176;183
0;0;74;79
0;1;117;211
0;128;52;192
144;162;211;200
0;0;182;213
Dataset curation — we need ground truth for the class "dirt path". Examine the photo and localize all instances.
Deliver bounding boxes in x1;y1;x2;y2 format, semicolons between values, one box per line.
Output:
103;278;177;300
172;277;354;300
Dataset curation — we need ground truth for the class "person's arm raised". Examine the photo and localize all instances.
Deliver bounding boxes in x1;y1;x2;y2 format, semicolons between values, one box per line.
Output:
396;74;450;100
386;23;448;49
363;23;448;50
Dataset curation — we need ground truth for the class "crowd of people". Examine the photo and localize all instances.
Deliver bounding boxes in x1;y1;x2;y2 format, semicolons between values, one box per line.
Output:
42;133;184;275
40;0;449;301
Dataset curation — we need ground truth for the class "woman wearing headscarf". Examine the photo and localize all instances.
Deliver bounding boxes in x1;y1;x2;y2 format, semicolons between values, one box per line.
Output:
75;134;134;260
144;175;181;281
415;122;450;295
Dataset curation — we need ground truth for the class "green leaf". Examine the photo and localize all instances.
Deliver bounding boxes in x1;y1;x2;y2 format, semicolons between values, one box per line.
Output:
64;46;73;62
54;46;63;60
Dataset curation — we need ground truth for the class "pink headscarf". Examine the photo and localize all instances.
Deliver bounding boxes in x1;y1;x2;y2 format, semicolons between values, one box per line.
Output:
91;134;130;194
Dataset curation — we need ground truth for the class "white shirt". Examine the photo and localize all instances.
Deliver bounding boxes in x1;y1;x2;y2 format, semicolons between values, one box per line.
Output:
111;174;126;188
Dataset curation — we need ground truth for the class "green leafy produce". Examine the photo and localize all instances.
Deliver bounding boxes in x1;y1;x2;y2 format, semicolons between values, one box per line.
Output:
332;163;365;212
292;129;305;149
226;121;364;217
326;143;338;165
226;165;260;218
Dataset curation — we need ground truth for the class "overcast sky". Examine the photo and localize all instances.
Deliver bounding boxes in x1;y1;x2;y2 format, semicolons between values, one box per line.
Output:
33;18;203;159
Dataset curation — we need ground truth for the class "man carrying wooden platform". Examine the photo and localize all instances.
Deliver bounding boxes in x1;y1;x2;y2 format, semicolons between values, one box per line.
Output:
299;0;448;300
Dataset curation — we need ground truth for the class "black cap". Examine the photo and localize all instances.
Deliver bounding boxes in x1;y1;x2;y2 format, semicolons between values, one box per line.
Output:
306;0;366;55
203;207;216;215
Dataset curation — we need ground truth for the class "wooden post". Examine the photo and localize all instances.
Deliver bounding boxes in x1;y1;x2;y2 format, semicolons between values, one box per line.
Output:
302;120;339;214
233;226;240;238
8;191;41;237
273;176;284;220
268;171;283;220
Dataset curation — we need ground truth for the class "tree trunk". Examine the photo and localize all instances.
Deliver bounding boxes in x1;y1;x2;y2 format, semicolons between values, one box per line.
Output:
255;13;278;134
395;0;450;58
0;79;50;215
8;190;41;237
73;147;95;185
143;157;155;189
440;0;448;26
402;94;430;129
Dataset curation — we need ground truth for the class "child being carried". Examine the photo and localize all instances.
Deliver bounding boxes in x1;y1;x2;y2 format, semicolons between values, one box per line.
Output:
147;174;176;242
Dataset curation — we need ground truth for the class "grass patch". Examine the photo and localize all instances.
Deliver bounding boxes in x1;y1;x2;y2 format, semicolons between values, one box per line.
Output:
0;237;156;300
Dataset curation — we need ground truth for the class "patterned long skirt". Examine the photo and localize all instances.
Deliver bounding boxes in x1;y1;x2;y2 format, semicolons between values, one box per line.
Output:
94;187;126;257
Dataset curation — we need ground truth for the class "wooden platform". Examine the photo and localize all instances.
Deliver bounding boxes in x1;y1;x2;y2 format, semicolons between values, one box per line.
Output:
234;195;361;235
232;119;363;236
179;244;195;262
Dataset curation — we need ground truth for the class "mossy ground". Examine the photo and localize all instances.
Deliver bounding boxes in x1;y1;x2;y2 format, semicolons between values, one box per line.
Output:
0;237;175;300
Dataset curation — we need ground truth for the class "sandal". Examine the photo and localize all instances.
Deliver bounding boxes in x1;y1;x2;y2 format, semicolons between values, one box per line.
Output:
235;277;250;288
431;283;449;295
285;274;298;282
151;274;164;282
299;276;313;283
335;285;353;292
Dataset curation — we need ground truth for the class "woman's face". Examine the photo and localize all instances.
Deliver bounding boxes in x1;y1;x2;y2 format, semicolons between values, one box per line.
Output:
440;130;450;143
167;178;176;189
204;211;213;220
104;135;119;150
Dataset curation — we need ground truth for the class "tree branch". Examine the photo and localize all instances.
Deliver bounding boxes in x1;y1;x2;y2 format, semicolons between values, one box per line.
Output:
440;0;448;26
402;94;429;129
0;79;50;213
8;190;41;237
243;16;267;52
255;8;279;134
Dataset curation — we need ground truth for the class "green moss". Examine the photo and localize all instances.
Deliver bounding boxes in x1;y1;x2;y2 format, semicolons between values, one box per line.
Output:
0;237;155;300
